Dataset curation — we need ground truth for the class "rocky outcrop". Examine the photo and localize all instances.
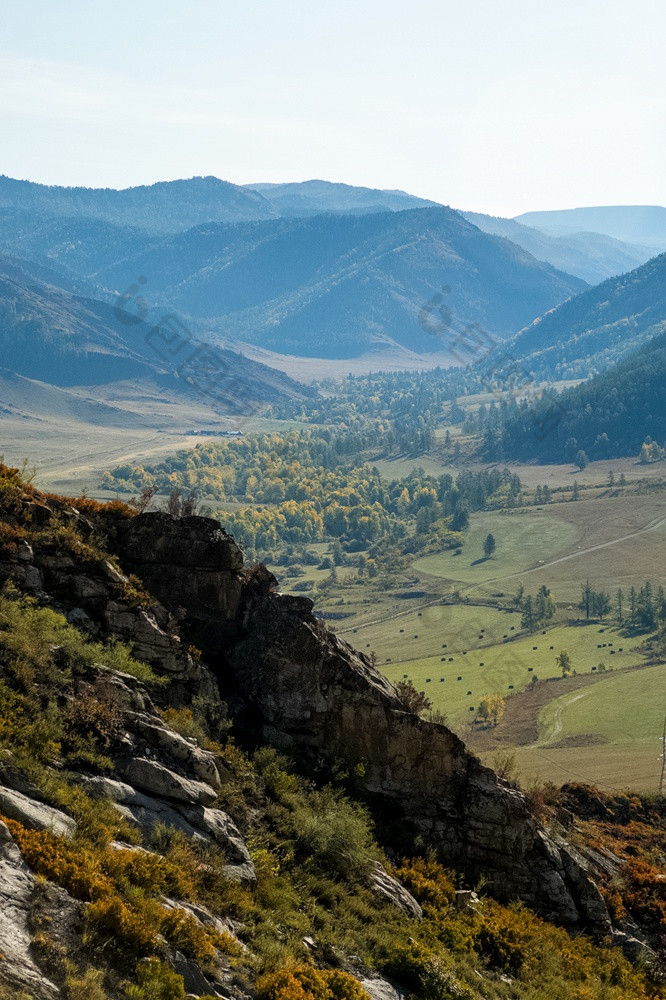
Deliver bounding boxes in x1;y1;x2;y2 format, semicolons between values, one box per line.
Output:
0;787;77;839
97;512;611;933
0;820;59;999
369;861;422;919
107;511;245;649
0;498;201;686
0;497;611;934
221;588;610;932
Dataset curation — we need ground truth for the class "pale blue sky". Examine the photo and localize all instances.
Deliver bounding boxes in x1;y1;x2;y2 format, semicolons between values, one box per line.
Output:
1;0;664;215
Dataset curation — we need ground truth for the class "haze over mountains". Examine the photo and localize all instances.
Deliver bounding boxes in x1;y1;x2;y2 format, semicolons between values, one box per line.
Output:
0;256;304;398
90;207;586;359
0;175;589;361
1;172;665;456
516;206;666;250
489;251;666;380
461;211;655;285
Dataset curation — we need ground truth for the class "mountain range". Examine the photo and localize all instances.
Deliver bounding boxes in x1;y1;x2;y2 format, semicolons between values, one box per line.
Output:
461;211;655;286
516;206;666;249
486;251;666;380
1;173;665;445
0;184;588;360
89;207;586;359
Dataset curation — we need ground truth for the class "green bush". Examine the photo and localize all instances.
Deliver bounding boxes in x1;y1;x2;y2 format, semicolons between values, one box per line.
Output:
293;786;376;882
124;959;186;1000
64;965;107;1000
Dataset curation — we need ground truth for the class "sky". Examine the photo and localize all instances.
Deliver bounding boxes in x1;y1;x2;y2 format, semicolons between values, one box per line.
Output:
1;0;664;216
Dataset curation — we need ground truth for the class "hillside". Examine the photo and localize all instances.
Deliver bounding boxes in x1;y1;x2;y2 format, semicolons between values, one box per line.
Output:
0;257;307;405
93;207;586;359
516;206;666;251
485;251;666;379
0;175;278;234
0;463;661;999
462;211;653;285
481;329;666;462
248;179;438;215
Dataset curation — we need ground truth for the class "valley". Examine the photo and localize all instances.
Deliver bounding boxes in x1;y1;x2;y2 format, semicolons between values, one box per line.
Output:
3;5;666;996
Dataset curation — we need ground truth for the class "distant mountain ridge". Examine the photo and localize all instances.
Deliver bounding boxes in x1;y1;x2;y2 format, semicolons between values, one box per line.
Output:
91;206;586;359
461;211;654;285
487;251;666;380
0;175;278;234
248;179;438;215
516;206;666;250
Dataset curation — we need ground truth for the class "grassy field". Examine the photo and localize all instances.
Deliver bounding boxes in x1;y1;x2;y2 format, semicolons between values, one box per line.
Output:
410;493;666;603
413;510;577;587
475;661;666;793
380;622;646;728
341;603;521;664
536;664;666;748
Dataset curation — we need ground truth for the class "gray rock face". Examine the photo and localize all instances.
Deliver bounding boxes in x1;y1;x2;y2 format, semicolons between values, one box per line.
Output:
104;602;193;675
126;712;226;789
225;590;611;933
118;757;218;806
80;776;256;882
0;821;59;998
359;976;406;1000
369;861;422;919
0;786;77;839
109;512;244;627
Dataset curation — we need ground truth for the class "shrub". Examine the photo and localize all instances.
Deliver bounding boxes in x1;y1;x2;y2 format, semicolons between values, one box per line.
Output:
293;787;376;882
474;912;527;975
85;895;162;957
64;965;107;1000
391;856;456;912
63;684;123;753
394;678;432;715
378;939;436;993
257;965;370;1000
3;821;113;900
160;907;218;964
124;958;186;1000
102;846;193;899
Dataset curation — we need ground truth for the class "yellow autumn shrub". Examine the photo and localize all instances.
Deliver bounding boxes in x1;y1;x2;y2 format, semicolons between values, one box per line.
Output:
257;965;370;1000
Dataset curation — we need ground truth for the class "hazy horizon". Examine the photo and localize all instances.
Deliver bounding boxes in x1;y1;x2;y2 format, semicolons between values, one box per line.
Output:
2;169;665;220
2;0;664;217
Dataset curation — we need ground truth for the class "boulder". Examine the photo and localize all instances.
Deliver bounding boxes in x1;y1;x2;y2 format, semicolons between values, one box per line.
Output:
0;786;76;839
368;861;422;919
178;805;255;881
119;758;218;806
0;820;59;998
126;713;226;788
359;977;406;1000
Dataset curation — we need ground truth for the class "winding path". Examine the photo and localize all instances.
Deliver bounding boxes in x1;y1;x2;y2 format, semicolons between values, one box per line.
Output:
337;511;666;636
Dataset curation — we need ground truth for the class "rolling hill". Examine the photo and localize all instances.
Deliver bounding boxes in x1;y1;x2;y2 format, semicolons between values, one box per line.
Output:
462;211;653;285
486;328;666;462
484;252;666;380
92;207;586;359
516;206;666;251
0;257;307;403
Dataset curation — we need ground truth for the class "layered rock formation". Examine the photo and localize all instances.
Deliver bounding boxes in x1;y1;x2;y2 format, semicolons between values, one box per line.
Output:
0;497;611;934
102;511;610;933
